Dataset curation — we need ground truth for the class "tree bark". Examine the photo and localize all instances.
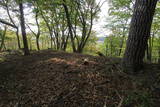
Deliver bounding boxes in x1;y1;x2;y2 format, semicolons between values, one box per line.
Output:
122;0;158;72
0;27;7;51
35;10;40;50
36;37;40;50
27;9;41;51
0;19;21;49
16;28;21;49
19;1;30;55
119;27;126;56
158;47;160;64
63;33;69;51
0;19;16;28
4;0;21;49
62;0;76;52
39;6;54;49
147;36;152;62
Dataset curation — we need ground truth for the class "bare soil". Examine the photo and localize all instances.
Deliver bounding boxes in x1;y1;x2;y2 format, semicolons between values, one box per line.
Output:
0;50;160;107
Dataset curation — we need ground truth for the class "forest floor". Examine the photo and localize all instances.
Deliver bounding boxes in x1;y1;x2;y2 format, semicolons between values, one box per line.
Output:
0;50;160;107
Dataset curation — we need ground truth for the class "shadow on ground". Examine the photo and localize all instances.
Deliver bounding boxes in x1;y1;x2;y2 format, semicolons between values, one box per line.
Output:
0;50;160;107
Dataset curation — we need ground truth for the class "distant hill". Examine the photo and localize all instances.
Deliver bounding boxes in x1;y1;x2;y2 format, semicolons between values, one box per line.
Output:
97;37;106;43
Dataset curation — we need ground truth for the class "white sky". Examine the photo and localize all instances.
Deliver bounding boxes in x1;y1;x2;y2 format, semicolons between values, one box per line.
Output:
25;0;110;37
0;0;110;37
93;0;110;37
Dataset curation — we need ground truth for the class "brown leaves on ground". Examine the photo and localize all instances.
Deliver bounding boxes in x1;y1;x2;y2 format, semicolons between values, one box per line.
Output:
0;50;159;107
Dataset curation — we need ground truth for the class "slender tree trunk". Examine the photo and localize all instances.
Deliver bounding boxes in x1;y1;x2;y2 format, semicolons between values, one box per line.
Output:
119;39;124;56
146;43;151;63
16;28;21;49
63;32;69;51
47;36;50;49
0;27;7;51
122;0;158;72
19;1;30;55
35;10;40;50
29;37;32;50
110;38;113;56
36;37;40;50
147;36;152;62
38;5;53;49
3;43;6;51
5;0;21;49
81;10;94;53
50;34;53;49
61;30;65;50
158;47;160;64
119;27;126;56
62;0;76;52
106;39;109;56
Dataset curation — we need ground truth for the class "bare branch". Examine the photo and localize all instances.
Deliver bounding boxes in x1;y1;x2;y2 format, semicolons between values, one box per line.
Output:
0;19;17;28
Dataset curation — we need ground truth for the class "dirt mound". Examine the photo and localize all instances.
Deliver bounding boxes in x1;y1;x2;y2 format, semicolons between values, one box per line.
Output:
0;50;159;107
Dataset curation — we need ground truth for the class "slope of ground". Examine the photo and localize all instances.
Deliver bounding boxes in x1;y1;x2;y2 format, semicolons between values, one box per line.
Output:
0;50;160;107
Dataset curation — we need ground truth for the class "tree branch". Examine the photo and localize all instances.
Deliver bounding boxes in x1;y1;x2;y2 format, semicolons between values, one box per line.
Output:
0;19;17;28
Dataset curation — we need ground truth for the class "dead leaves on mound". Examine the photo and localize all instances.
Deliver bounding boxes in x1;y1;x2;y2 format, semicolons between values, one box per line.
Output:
0;50;159;107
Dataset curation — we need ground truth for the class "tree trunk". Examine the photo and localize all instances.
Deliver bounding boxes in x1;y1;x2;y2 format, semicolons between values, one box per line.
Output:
50;35;53;49
77;46;83;53
158;46;160;63
122;0;158;72
16;28;21;49
36;37;40;50
147;37;152;62
19;1;30;55
0;27;7;51
29;37;32;50
110;37;113;56
62;0;76;52
119;27;126;56
5;0;21;49
119;37;125;56
35;10;40;50
63;32;69;51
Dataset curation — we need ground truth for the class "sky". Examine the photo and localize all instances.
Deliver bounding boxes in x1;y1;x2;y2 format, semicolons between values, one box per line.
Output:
93;0;110;37
25;0;110;37
0;0;110;37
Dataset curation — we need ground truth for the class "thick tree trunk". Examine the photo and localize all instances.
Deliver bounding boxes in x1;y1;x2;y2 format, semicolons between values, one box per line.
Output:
19;1;30;55
122;0;158;72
